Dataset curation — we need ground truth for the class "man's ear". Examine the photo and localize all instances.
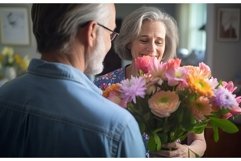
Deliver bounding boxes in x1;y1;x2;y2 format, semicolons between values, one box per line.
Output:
85;21;97;47
77;21;97;47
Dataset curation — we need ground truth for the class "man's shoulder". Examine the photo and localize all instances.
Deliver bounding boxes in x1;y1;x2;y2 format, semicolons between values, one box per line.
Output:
91;95;137;127
95;96;133;122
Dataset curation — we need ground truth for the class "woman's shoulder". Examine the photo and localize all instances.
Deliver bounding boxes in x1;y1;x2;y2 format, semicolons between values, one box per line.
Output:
94;67;125;90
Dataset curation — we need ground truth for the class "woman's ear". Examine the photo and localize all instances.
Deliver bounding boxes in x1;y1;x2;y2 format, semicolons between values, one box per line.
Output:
127;43;132;50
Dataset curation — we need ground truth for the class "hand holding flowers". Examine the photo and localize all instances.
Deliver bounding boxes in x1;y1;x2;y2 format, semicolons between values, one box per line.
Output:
103;56;241;153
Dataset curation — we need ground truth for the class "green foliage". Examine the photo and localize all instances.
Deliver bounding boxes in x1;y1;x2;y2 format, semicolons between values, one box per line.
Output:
209;117;239;142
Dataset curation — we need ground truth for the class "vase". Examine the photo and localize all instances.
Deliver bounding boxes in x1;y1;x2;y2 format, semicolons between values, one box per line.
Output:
4;66;17;81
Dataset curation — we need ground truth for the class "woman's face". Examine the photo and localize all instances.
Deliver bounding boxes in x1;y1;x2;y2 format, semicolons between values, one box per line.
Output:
130;20;166;62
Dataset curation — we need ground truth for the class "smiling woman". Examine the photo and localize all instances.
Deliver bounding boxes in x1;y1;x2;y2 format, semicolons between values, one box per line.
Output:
94;6;209;158
96;4;207;79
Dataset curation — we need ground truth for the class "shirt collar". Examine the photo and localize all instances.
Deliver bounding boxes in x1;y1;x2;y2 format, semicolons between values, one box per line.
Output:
28;59;102;94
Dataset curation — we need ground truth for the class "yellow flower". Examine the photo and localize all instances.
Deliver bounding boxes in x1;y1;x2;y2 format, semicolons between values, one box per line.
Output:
187;75;213;97
2;47;14;56
14;54;29;71
0;47;30;78
1;47;14;66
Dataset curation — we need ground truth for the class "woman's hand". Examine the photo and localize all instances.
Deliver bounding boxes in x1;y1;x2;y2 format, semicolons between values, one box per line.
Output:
150;132;206;158
151;141;193;158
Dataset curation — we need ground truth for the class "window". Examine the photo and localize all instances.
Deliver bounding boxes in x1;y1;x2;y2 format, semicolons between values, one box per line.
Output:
177;4;207;51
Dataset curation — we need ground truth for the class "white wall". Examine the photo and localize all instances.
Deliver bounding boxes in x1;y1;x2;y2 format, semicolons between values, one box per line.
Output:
206;4;241;81
0;3;39;59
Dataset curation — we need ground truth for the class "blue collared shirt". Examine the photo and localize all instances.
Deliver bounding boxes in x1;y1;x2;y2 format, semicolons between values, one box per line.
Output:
0;59;146;157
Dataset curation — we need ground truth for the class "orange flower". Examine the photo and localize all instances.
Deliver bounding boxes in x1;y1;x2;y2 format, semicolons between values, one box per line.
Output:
184;63;211;79
187;75;213;97
190;96;213;120
103;83;127;108
103;83;120;97
148;91;180;118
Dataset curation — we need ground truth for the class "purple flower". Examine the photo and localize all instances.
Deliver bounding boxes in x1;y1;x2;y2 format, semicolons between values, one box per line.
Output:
213;87;239;109
120;76;146;103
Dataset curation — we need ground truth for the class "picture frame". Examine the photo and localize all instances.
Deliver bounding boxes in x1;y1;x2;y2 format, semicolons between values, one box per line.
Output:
0;7;30;45
217;8;240;41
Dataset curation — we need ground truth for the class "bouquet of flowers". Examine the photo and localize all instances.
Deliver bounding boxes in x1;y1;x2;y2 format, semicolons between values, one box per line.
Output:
0;47;29;80
103;56;241;153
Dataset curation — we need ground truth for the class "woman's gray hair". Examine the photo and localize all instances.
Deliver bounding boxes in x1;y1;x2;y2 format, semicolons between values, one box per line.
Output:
31;4;110;54
114;6;179;61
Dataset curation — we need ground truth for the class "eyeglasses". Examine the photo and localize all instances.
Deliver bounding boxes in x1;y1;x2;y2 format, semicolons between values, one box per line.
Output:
97;23;119;41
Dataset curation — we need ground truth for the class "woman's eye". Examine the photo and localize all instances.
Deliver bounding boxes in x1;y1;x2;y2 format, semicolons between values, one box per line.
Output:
156;41;163;45
140;39;148;43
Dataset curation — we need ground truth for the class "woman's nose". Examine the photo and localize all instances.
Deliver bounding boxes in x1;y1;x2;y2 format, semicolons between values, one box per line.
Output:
144;43;156;56
146;42;156;51
145;47;153;52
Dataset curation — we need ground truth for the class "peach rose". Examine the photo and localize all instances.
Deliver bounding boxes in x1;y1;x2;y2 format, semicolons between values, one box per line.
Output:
148;91;180;118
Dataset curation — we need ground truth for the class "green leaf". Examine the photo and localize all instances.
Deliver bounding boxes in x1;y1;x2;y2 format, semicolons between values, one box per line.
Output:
212;126;219;142
181;107;195;130
210;117;239;133
153;132;161;151
153;128;163;133
148;134;157;152
192;125;206;133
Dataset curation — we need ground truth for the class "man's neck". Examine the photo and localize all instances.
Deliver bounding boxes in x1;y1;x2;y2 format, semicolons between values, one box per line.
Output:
41;48;85;72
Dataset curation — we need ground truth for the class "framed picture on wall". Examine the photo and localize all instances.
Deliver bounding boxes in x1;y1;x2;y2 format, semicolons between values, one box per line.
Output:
0;7;30;45
217;8;240;41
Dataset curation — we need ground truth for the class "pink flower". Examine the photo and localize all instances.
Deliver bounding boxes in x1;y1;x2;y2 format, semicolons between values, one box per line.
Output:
165;66;188;87
120;76;146;103
134;56;159;74
222;81;237;93
223;107;241;119
230;107;241;115
209;77;219;89
198;62;211;78
163;58;181;74
108;92;127;108
148;91;180;118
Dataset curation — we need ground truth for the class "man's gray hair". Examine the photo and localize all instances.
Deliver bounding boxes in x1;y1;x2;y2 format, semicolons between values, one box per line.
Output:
114;6;179;61
31;4;110;54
